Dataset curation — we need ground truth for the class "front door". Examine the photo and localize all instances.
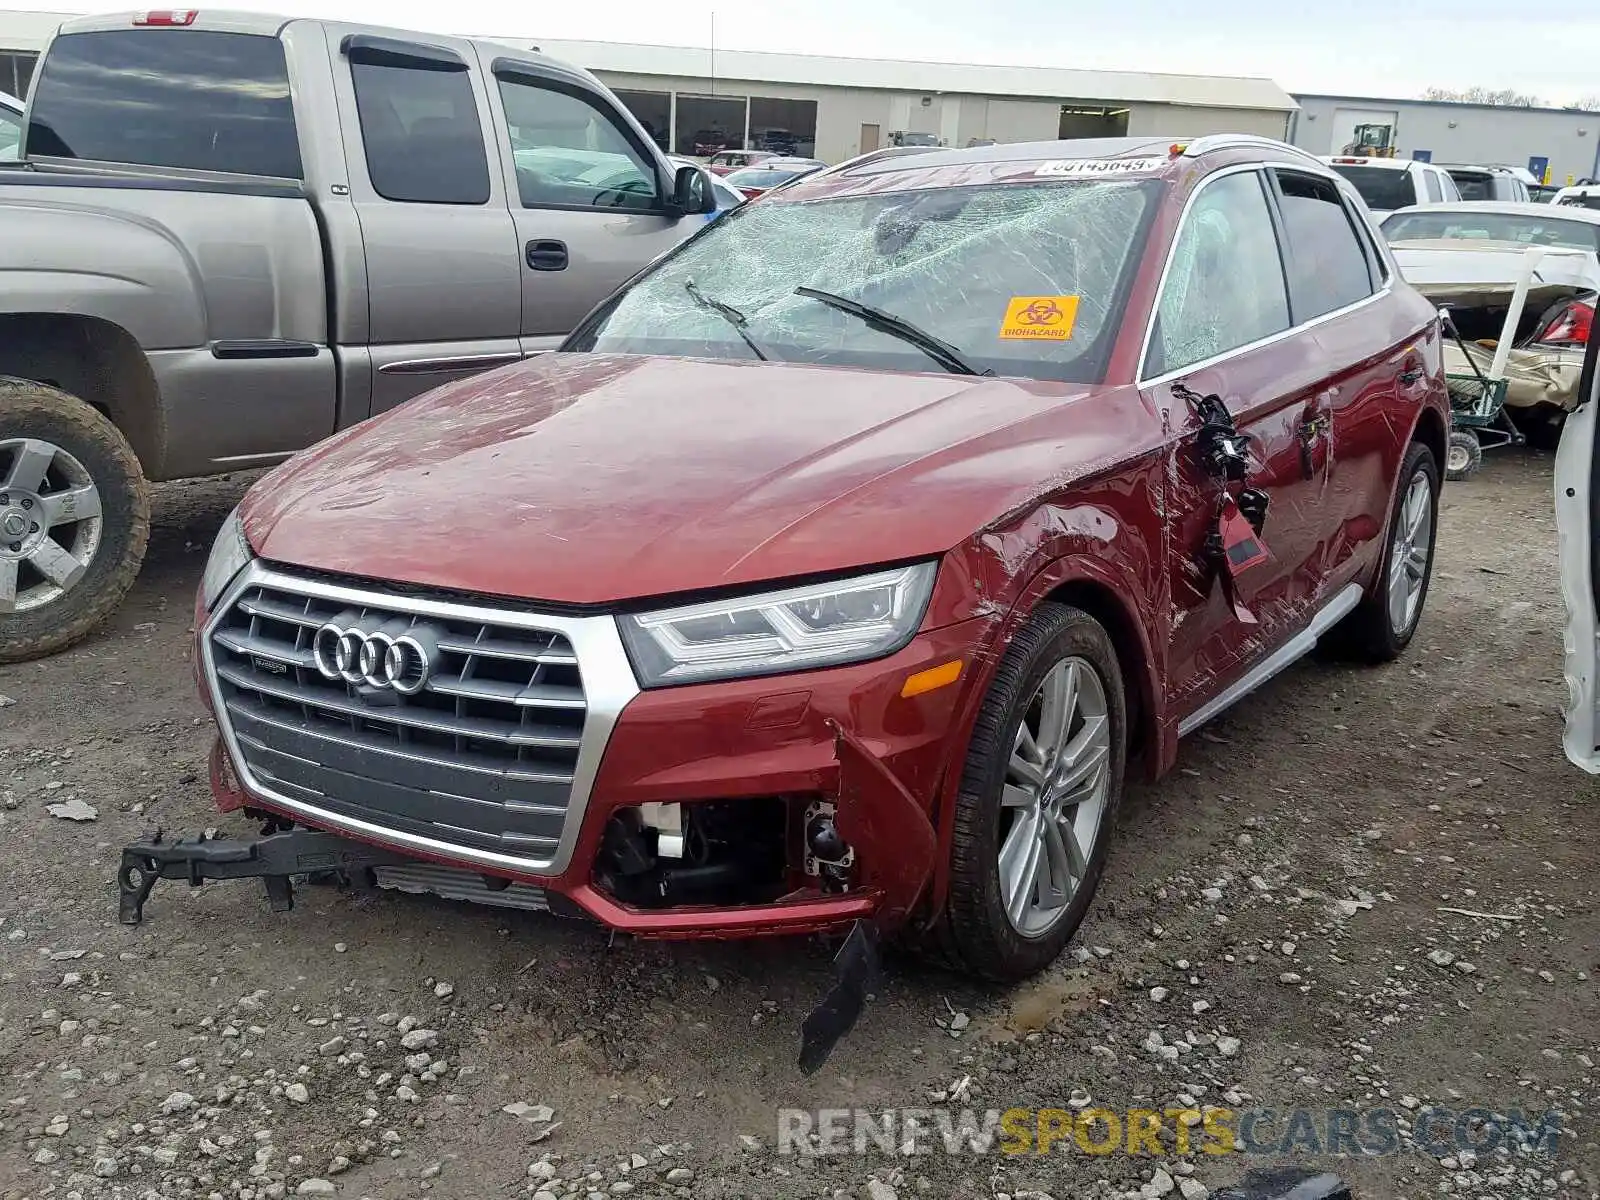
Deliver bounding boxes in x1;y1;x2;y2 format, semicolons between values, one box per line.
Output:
327;28;524;418
1140;167;1339;719
477;54;700;354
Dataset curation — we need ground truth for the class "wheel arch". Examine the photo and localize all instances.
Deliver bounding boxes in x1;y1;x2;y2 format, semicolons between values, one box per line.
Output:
1412;403;1448;476
0;313;164;478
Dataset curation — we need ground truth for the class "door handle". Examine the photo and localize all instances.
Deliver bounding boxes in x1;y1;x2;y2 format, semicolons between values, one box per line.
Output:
525;239;568;271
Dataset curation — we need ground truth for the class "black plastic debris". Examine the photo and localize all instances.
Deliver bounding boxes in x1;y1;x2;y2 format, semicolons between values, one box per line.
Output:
797;919;882;1074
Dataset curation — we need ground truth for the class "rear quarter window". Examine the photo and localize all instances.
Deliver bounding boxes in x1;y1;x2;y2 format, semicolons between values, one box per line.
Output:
25;30;302;178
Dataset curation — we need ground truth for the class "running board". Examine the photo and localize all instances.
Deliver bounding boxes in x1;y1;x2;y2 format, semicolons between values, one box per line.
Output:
1177;583;1363;737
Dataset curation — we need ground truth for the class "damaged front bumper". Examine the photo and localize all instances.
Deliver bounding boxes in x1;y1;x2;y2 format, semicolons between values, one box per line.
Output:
139;612;992;941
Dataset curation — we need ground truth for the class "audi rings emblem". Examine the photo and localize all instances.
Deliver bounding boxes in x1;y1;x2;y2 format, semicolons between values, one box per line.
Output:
313;618;439;694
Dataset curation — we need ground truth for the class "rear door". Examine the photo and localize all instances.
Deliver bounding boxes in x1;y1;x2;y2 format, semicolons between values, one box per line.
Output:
1140;165;1340;715
327;28;523;417
1269;167;1430;590
477;54;699;353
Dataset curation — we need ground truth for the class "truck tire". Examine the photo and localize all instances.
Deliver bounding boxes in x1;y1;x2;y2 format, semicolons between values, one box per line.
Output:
922;603;1127;982
0;378;150;663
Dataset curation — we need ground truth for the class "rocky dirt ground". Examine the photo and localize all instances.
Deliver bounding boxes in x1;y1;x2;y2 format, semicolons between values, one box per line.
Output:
0;450;1596;1200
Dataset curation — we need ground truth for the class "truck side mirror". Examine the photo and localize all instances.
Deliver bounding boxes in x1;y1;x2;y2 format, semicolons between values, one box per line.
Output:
671;165;717;217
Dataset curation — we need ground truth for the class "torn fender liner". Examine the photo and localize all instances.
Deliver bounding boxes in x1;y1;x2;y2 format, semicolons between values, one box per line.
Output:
797;919;882;1075
1211;1168;1353;1200
118;827;414;925
826;719;937;928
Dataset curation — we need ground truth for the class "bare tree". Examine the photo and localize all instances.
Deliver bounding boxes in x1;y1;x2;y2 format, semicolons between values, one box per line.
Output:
1565;96;1600;112
1422;86;1543;107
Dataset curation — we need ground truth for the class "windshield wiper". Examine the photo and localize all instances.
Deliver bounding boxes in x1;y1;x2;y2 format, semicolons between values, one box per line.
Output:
794;286;988;376
683;279;769;361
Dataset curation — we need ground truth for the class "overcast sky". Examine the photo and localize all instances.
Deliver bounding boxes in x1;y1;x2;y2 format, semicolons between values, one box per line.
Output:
10;0;1600;102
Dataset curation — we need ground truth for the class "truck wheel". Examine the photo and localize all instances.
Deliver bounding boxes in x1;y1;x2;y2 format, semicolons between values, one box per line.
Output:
0;379;150;663
924;603;1127;982
1445;431;1482;481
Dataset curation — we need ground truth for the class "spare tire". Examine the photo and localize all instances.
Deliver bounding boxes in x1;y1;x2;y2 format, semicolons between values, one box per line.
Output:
0;378;151;663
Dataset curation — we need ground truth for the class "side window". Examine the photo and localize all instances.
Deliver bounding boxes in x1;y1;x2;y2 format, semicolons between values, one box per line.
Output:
1422;169;1444;203
497;74;659;212
1145;170;1290;378
349;49;490;205
1274;171;1377;320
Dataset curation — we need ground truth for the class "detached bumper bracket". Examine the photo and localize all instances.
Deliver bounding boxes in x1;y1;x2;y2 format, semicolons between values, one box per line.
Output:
118;827;415;925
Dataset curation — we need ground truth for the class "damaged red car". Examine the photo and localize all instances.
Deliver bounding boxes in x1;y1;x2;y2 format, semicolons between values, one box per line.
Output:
181;135;1450;983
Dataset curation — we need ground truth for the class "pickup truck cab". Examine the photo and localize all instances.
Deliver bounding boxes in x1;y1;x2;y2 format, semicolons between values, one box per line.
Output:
0;10;716;664
1321;155;1461;218
1443;164;1532;204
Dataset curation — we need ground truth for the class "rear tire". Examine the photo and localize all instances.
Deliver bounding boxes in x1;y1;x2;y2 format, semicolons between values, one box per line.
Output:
1330;440;1439;663
922;603;1126;982
1445;431;1482;481
0;378;150;664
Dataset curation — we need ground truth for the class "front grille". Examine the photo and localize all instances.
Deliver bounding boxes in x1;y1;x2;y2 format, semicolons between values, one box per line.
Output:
209;578;590;864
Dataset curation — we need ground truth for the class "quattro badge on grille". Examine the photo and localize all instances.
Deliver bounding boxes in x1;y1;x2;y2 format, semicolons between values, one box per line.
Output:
312;614;440;695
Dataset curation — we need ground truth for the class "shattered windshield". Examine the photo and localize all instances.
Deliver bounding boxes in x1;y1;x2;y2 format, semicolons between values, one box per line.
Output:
566;178;1160;383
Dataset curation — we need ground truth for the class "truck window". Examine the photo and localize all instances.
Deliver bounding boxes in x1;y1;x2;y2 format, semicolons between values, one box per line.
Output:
25;31;301;178
1422;169;1443;203
1328;164;1416;212
496;73;658;212
349;54;490;205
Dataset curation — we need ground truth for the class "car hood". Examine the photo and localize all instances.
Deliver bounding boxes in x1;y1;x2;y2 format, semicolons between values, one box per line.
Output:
243;354;1146;606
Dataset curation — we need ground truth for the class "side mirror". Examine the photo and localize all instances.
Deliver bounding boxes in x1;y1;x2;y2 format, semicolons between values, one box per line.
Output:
671;164;718;217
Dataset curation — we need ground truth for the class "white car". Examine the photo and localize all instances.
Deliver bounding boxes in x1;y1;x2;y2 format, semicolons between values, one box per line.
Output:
1553;183;1600;211
0;91;20;162
1321;155;1462;218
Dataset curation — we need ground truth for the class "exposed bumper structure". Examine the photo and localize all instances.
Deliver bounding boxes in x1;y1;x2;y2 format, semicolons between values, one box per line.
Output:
183;562;980;940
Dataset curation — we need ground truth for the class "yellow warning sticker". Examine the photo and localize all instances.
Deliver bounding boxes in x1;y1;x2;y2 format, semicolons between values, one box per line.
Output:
1000;295;1080;341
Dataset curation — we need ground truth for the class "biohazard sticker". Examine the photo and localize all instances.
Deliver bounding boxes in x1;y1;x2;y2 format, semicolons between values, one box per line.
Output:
1000;295;1080;341
1034;156;1167;178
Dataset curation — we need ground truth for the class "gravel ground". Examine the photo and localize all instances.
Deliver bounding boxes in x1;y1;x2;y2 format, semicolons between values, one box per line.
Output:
1;450;1596;1200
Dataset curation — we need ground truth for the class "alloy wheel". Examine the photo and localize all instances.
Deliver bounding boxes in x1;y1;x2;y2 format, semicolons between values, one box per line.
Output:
998;655;1112;938
1387;469;1433;637
0;437;104;614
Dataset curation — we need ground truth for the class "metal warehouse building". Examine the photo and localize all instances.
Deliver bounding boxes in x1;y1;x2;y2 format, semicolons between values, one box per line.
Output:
0;10;1297;163
1290;93;1600;186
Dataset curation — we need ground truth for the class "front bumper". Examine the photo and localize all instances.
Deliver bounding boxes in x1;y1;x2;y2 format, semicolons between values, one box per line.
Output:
200;563;989;938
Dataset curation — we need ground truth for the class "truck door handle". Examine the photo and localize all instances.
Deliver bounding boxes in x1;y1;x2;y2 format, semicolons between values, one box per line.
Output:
525;240;568;271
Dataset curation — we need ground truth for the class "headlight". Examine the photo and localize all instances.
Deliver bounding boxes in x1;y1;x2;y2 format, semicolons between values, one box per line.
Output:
200;508;254;611
618;562;937;687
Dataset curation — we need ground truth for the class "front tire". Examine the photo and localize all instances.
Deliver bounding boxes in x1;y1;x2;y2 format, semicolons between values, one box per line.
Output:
925;603;1127;982
0;379;150;664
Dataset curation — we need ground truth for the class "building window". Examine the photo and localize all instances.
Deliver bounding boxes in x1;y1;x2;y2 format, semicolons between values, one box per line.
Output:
674;94;746;156
613;88;669;151
0;50;39;100
748;96;816;158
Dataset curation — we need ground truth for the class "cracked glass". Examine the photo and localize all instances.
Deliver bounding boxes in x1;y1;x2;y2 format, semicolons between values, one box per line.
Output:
568;177;1162;383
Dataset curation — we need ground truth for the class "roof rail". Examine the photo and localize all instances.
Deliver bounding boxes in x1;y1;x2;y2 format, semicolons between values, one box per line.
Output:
1179;133;1325;168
